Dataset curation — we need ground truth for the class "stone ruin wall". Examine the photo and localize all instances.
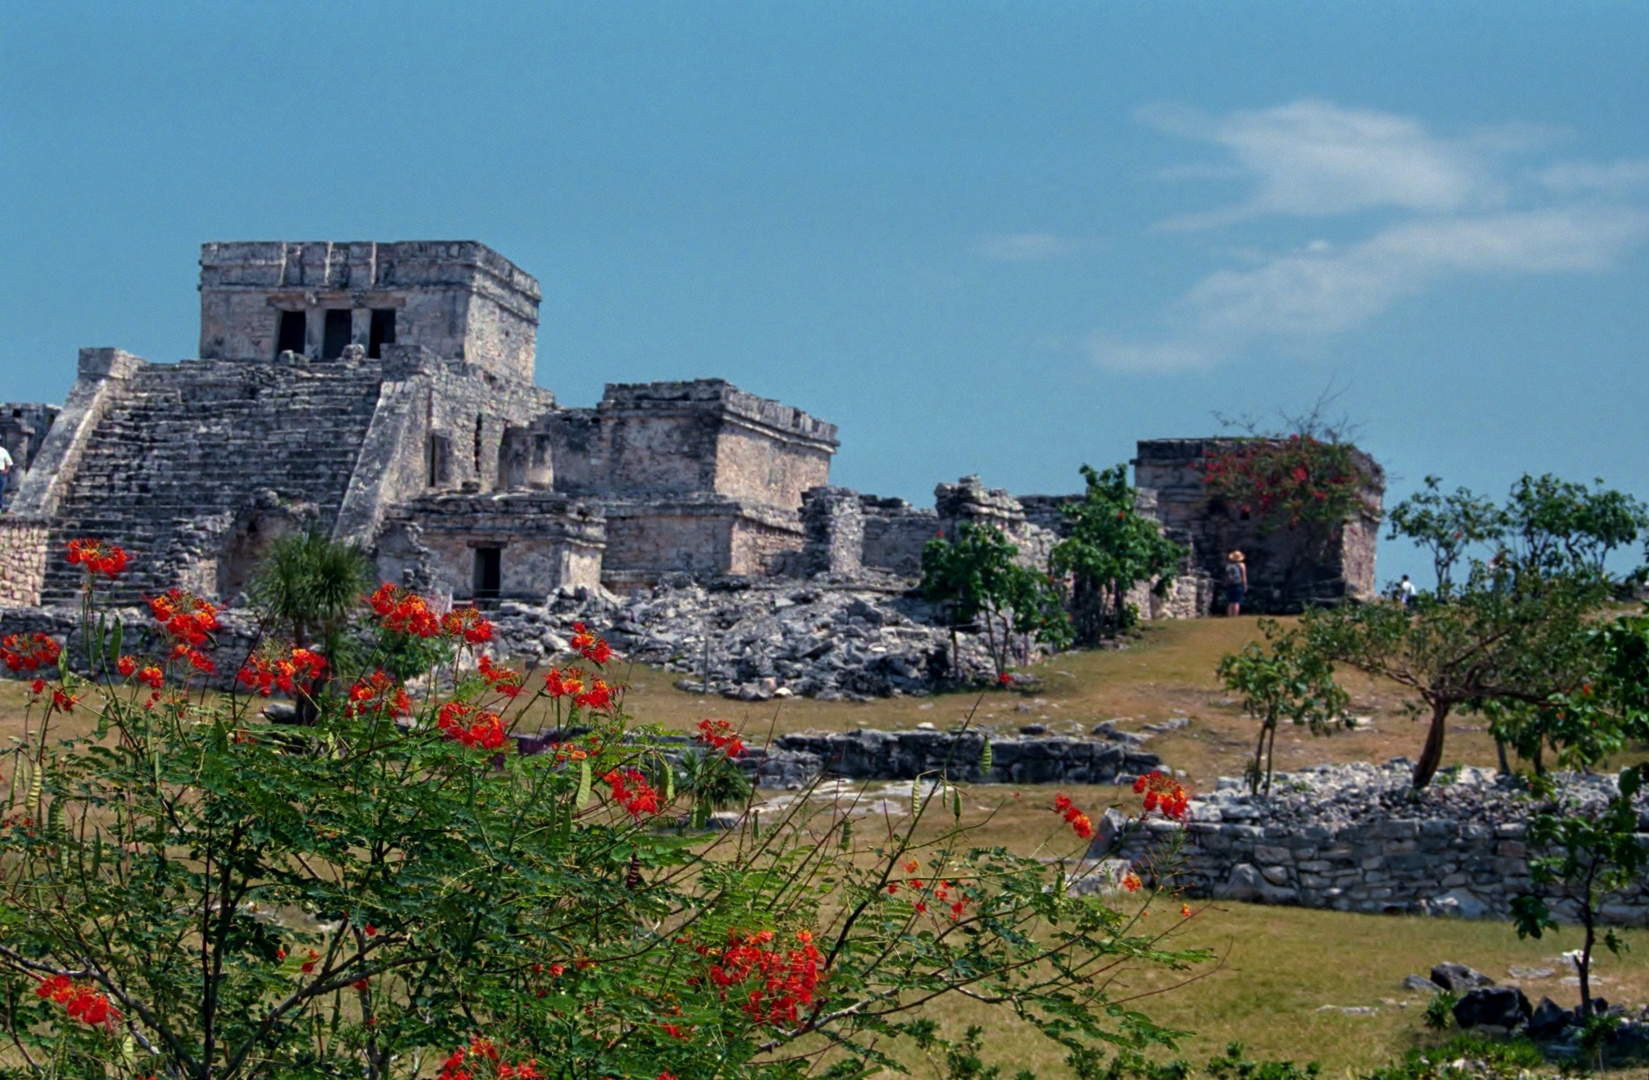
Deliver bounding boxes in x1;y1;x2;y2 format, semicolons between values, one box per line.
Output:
0;518;49;606
1099;766;1649;926
0;404;59;474
377;492;605;603
199;241;541;383
800;477;1213;622
1134;438;1384;614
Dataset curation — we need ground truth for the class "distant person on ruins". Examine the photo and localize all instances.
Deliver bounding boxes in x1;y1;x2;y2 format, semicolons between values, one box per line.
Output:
1224;550;1247;616
1398;574;1417;608
0;443;13;512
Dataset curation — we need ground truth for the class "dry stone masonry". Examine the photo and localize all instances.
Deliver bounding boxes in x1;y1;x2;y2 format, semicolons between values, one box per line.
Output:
1099;761;1649;926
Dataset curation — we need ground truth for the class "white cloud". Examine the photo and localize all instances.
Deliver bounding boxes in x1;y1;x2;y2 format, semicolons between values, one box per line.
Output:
975;232;1093;262
1094;100;1649;373
1541;159;1649;194
1144;99;1508;228
1095;206;1649;372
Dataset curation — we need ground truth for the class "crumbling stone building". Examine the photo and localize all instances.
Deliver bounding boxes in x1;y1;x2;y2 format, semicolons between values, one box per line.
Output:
0;241;1377;620
0;241;837;609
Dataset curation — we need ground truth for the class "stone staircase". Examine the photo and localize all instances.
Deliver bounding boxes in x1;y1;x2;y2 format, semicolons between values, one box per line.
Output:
41;359;385;605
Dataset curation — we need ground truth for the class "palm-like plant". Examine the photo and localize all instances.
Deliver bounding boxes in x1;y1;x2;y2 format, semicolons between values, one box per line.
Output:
677;747;754;828
248;530;373;721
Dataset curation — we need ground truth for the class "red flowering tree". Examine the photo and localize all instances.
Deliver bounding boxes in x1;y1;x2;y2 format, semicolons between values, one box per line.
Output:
0;541;1208;1079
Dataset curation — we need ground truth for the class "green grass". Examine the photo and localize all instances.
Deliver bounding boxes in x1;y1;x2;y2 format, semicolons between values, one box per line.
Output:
5;614;1644;1075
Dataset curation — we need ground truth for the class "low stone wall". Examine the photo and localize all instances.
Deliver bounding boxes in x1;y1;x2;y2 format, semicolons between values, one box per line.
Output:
0;518;49;606
772;729;1163;785
1098;762;1649;925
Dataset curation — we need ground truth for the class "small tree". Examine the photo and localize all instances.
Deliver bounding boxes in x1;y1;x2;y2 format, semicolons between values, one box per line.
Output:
1051;464;1187;645
1512;765;1649;1019
1386;476;1503;597
1216;619;1349;795
1503;473;1646;579
1304;565;1604;789
922;523;1068;679
247;530;373;722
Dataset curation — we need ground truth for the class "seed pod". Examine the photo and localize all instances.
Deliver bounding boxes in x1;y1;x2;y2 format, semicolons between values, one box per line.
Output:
978;739;993;775
575;759;592;809
27;762;42;815
626;853;642;890
953;786;962;820
839;817;852;850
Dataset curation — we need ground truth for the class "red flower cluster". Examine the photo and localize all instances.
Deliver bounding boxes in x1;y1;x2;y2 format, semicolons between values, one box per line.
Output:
65;538;129;578
35;975;121;1031
237;647;327;697
997;671;1012;687
437;1036;541;1080
345;670;413;718
696;718;745;758
895;864;973;921
1;633;60;673
477;655;523;698
1121;870;1143;892
149;588;218;672
569;622;613;665
1132;771;1190;820
699;928;823;1026
1053;794;1095;839
1195;435;1366;530
367;583;440;637
442;606;495;644
604;768;661;817
437;702;507;750
149;588;218;646
544;668;613;710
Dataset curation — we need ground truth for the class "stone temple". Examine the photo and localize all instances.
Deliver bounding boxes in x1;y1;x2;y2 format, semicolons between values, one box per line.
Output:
0;241;1381;616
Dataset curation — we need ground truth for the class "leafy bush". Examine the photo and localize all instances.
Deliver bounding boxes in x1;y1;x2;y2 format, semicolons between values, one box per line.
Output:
1422;991;1457;1031
0;539;1205;1079
922;522;1071;678
1051;465;1186;645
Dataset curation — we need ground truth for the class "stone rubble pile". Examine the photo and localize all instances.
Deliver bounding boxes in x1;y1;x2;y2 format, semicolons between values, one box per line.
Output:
1410;961;1649;1058
490;573;1032;700
1102;760;1649;925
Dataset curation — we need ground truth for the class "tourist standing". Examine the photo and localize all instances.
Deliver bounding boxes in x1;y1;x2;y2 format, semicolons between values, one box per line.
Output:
0;443;14;512
1398;574;1417;608
1224;550;1247;616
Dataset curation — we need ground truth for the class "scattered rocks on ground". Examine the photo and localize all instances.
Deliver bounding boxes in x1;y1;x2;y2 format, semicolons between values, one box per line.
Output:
490;574;1056;701
1402;974;1444;994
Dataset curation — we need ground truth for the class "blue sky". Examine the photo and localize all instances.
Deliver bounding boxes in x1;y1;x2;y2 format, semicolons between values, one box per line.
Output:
4;2;1648;583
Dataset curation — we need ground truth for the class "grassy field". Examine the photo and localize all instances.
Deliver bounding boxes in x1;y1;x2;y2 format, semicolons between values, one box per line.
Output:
591;614;1510;790
4;614;1643;1075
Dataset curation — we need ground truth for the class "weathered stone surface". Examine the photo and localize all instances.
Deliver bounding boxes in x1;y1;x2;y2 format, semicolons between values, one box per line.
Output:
1452;987;1531;1029
1431;963;1496;994
1100;761;1649;926
1527;997;1572;1040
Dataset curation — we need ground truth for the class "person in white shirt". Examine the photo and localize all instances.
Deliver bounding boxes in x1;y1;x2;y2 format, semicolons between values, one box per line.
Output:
1398;574;1417;607
0;444;13;512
